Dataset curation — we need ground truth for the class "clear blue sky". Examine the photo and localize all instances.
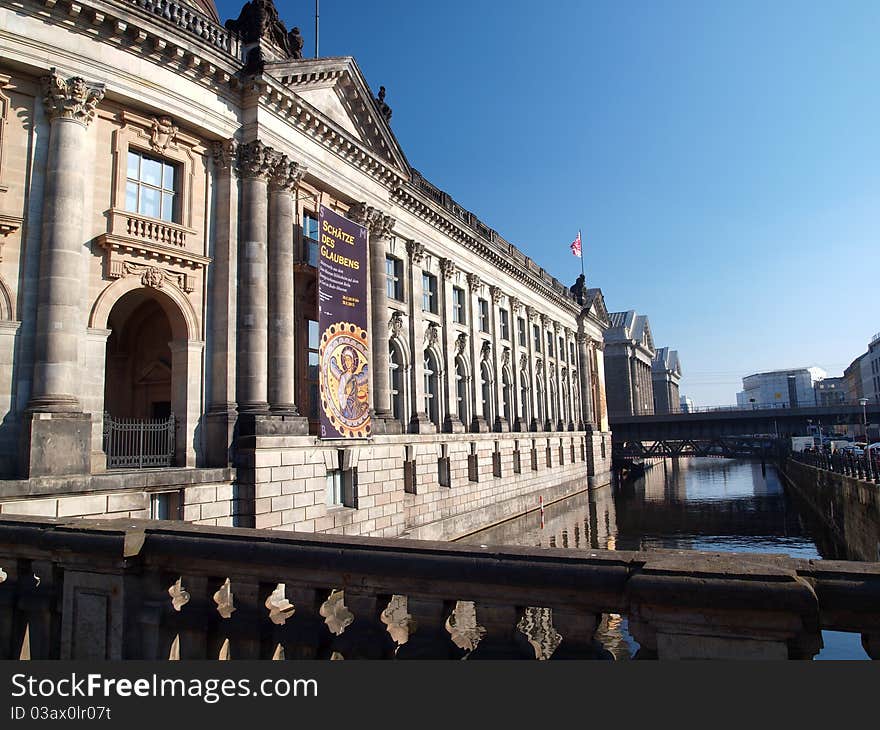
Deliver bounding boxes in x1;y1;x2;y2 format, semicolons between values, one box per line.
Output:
217;0;880;405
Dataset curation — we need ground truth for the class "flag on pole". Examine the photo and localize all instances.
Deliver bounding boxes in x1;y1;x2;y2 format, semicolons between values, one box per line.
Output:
570;230;582;257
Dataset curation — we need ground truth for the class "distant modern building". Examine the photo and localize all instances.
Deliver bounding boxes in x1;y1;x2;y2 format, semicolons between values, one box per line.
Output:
604;311;655;416
736;367;826;408
652;348;682;414
814;376;847;406
843;332;880;405
680;395;694;413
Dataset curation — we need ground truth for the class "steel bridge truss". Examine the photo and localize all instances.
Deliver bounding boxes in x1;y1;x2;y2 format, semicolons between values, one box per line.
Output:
614;436;777;459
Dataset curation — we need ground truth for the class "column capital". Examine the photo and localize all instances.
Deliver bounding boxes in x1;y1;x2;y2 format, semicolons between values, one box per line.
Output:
489;285;505;304
466;272;482;292
41;69;105;126
439;257;457;279
348;202;395;238
525;305;537;322
540;313;552;328
406;239;426;264
237;140;277;180
211;139;238;174
508;296;522;314
268;156;307;193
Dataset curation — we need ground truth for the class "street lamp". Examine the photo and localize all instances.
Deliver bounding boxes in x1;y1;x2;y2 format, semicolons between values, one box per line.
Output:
859;397;869;446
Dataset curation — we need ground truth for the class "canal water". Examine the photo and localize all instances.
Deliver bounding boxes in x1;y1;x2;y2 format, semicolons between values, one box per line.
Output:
457;458;871;659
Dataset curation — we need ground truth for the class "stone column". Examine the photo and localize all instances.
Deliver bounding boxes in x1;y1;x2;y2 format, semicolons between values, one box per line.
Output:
628;354;639;416
540;314;553;430
170;339;205;468
490;286;509;432
206;140;238;465
235;140;273;415
525;306;539;431
406;240;433;433
554;322;565;431
440;258;464;433
466;273;488;432
268;155;308;432
508;297;524;431
349;202;400;434
577;332;594;429
21;71;105;477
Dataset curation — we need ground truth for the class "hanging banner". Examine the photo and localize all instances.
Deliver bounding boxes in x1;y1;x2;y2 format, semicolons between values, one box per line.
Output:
318;205;371;438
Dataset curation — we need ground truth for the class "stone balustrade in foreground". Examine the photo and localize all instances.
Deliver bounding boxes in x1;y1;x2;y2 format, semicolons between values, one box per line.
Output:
0;515;878;660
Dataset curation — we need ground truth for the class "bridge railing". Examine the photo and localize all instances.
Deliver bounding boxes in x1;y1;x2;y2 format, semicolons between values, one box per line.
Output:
611;399;880;418
1;516;878;660
789;449;880;485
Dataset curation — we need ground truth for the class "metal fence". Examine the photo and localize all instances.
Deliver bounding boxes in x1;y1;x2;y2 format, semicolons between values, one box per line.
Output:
789;448;880;484
102;412;176;469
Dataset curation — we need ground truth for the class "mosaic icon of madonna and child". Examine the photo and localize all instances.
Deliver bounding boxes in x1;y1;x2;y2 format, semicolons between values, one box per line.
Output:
319;323;371;437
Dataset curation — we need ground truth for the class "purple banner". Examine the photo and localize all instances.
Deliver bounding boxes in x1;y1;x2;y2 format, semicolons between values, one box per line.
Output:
318;205;370;438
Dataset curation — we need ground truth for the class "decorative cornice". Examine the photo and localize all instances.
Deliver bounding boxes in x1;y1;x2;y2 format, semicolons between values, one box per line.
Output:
41;69;105;126
406;240;426;264
238;140;276;180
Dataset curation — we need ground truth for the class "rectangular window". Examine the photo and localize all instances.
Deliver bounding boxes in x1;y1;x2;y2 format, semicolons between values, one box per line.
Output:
302;212;320;267
547;332;554;357
570;342;576;363
326;469;343;506
500;309;510;340
518;317;527;347
478;299;489;333
386;257;403;301
422;272;438;313
559;337;564;359
126;150;177;222
150;491;181;520
534;324;541;352
453;286;466;324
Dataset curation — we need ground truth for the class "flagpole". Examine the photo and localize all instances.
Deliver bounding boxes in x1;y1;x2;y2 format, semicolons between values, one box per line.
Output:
580;229;585;280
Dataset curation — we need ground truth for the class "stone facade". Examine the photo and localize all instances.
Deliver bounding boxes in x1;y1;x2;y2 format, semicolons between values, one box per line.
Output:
603;311;656;417
651;347;681;414
0;0;613;538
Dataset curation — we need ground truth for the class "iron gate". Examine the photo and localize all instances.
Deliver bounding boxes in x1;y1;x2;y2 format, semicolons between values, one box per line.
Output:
103;412;176;468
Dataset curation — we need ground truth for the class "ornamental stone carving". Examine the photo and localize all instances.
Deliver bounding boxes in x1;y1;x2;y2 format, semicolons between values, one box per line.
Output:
425;322;440;348
237;140;276;180
466;273;482;292
150;116;178;153
509;296;522;314
211;139;237;173
439;257;457;279
519;353;528;372
577;332;591;346
142;266;165;289
454;332;468;357
525;305;537;322
406;240;426;264
269;155;307;192
490;285;504;304
540;313;552;328
41;69;105;126
501;347;510;368
480;340;491;361
348;202;395;238
389;310;404;340
225;0;294;54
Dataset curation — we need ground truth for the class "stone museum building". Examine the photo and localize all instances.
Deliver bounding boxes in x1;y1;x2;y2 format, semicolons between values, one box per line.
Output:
603;310;656;417
0;0;613;539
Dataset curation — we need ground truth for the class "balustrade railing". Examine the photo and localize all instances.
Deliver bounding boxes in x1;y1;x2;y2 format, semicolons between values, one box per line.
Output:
125;0;238;55
1;517;878;660
103;412;176;469
790;448;880;484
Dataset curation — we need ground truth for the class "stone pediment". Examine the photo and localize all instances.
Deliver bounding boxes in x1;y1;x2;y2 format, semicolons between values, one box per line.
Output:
583;288;611;328
263;56;410;176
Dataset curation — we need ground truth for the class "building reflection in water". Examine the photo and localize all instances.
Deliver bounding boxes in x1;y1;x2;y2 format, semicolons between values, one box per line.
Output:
459;458;875;659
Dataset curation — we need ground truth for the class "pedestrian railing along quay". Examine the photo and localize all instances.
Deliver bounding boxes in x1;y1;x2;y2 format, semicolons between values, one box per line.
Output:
1;516;879;661
790;450;880;485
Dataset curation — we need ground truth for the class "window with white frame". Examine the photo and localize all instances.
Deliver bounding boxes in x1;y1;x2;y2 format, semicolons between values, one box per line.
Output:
386;257;403;301
125;150;178;222
453;286;466;324
422;272;438;314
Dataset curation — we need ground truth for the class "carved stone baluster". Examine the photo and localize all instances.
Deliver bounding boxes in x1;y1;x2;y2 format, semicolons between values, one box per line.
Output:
172;575;209;659
467;602;534;659
549;609;606;659
324;589;396;659
396;597;463;659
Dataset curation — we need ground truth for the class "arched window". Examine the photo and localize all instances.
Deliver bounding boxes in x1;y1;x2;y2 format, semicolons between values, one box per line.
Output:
424;350;439;428
520;374;530;429
502;368;512;428
390;342;405;426
549;379;557;427
561;377;569;426
536;376;545;426
455;356;469;428
481;361;493;424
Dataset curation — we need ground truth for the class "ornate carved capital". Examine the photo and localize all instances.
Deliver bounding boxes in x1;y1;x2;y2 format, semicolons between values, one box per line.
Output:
577;332;591;347
490;285;504;304
389;310;404;340
406;240;426;264
466;272;482;292
508;296;522;315
439;257;457;279
269;155;307;192
150;116;178;153
540;313;551;328
237;140;276;180
211;139;238;174
348;202;395;238
41;69;105;126
525;305;537;322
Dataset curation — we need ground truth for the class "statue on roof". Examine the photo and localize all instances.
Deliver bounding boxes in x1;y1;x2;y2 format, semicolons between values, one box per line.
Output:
288;27;305;59
570;273;586;305
375;86;392;122
226;0;292;55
